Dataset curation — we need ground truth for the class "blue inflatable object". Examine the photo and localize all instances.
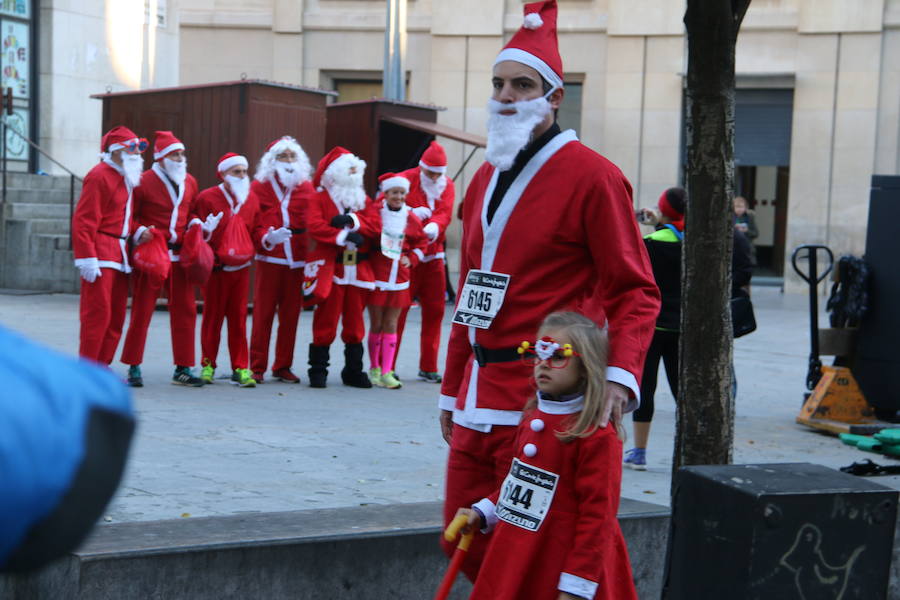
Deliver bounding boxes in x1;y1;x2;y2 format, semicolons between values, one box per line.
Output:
0;325;134;569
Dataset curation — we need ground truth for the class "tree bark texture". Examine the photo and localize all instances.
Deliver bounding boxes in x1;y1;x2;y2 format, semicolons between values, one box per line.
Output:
674;0;751;476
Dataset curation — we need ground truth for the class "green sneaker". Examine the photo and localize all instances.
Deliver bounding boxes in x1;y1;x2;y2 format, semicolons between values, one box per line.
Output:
369;367;383;387
127;365;143;388
200;363;215;384
381;370;402;389
173;366;204;387
231;368;257;388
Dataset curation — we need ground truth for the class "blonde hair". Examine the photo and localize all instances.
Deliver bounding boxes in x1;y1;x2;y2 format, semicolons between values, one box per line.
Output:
527;312;623;442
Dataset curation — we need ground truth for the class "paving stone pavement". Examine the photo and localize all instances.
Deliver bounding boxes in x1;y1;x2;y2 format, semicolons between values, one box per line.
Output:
2;285;898;524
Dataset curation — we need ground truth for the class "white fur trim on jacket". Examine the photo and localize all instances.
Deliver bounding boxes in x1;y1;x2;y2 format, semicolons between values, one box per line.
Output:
558;573;597;599
472;498;499;534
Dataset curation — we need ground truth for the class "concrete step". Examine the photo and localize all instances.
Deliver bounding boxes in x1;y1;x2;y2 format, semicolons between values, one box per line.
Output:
6;202;71;220
5;172;82;191
4;188;78;205
25;218;70;235
0;499;670;600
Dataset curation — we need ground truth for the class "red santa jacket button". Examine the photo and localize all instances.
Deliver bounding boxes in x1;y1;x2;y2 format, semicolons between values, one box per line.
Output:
523;443;537;457
530;418;545;432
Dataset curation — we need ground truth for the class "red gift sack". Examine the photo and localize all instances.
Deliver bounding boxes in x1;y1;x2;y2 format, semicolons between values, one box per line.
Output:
180;224;214;286
132;229;171;281
302;246;335;306
216;213;254;267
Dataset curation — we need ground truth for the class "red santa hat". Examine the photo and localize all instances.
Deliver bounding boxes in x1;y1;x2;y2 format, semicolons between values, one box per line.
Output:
153;131;185;161
216;153;249;179
313;146;353;190
493;0;563;91
101;126;143;153
418;141;447;174
379;172;410;194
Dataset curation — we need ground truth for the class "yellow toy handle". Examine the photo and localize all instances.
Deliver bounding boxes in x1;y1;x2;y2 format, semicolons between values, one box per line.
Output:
444;514;475;550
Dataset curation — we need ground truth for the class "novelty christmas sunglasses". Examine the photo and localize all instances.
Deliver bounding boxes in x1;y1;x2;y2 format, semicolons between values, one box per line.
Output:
517;336;580;369
123;139;149;154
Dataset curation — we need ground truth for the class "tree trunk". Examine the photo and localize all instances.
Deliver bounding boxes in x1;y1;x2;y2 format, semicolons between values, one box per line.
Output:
674;0;751;478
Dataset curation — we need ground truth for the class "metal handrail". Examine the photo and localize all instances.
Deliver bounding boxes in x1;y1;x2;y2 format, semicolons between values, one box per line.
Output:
1;117;83;248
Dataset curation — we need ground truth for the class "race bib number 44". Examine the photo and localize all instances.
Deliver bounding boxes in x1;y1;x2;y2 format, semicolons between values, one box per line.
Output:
452;269;510;329
495;458;558;532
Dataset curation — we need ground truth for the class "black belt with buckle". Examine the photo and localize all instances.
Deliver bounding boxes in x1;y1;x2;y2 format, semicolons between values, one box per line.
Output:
98;230;127;241
168;242;182;251
471;343;521;368
338;250;368;266
290;228;306;235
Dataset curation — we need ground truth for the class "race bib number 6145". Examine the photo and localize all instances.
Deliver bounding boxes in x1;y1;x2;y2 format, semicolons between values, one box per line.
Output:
451;269;510;329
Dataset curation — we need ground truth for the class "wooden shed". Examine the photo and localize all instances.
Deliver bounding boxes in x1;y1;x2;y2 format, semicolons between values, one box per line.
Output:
325;99;485;196
92;79;336;190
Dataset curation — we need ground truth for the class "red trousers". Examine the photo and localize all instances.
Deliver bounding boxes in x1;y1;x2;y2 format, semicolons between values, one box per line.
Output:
311;284;369;345
250;261;303;373
396;258;447;372
442;423;518;582
121;262;197;366
201;267;250;371
79;268;130;365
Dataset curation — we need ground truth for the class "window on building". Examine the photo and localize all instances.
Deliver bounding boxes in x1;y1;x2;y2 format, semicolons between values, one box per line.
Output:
557;81;582;134
334;80;384;103
0;0;33;167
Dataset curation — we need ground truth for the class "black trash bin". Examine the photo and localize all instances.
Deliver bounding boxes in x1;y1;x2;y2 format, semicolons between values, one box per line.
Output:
662;463;897;599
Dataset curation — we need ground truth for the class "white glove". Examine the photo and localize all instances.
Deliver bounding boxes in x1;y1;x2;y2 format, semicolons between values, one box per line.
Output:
264;226;292;246
77;257;102;283
423;221;440;242
412;206;432;220
202;211;224;234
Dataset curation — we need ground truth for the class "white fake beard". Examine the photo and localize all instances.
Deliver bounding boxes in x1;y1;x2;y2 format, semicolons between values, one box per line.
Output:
163;157;187;186
275;161;304;189
224;174;250;205
485;96;553;171
122;153;144;188
323;155;367;211
420;171;447;202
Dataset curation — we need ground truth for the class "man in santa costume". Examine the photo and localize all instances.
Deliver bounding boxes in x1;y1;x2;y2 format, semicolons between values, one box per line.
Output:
72;126;148;365
438;0;660;581
305;147;380;389
249;136;315;384
120;131;221;387
394;141;456;383
194;153;259;388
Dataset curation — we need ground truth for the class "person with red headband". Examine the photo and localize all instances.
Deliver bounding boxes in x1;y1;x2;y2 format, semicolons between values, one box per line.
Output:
120;131;219;387
305;147;380;389
626;187;686;471
366;172;427;389
72;126;148;365
393;141;456;383
194;153;260;388
438;0;659;580
249;136;315;384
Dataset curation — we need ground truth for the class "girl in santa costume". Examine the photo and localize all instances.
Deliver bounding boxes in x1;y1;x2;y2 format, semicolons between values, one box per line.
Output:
366;173;427;389
455;311;637;600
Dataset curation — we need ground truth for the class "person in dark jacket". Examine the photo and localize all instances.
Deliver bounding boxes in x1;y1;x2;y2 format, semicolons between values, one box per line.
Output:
624;187;686;470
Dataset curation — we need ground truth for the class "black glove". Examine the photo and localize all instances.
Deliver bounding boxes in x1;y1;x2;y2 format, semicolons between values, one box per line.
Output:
345;232;364;247
330;214;354;228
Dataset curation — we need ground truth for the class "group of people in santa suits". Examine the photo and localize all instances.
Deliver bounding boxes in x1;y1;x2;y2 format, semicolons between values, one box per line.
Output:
71;127;455;391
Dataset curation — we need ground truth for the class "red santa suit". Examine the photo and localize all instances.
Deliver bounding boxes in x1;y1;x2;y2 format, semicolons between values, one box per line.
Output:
438;0;660;579
247;136;315;379
394;144;456;374
72;126;144;364
469;394;638;600
369;200;428;307
120;136;200;368
195;155;260;372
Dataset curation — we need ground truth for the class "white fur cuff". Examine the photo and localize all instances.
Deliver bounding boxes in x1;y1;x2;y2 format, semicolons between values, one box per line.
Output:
472;498;498;533
336;228;350;246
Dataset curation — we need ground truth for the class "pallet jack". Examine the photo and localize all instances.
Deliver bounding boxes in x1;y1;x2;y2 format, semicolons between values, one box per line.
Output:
792;245;886;435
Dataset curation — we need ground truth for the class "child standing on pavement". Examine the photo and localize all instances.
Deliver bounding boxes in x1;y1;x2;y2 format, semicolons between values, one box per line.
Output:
454;311;637;600
366;173;427;389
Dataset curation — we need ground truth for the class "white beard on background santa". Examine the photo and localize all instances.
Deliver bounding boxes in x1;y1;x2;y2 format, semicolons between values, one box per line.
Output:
436;1;660;594
120;130;219;388
391;141;456;381
72;126;147;365
248;135;315;384
304;146;381;389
